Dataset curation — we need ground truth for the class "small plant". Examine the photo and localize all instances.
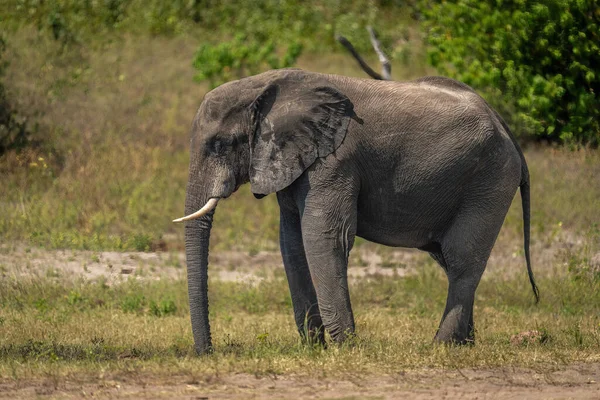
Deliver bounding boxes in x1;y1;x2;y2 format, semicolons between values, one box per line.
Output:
510;329;550;346
256;332;269;344
121;293;145;314
167;252;182;269
128;233;152;252
0;35;30;155
149;298;177;317
248;244;260;257
66;290;84;306
45;268;61;278
33;298;48;314
568;323;585;347
564;225;600;283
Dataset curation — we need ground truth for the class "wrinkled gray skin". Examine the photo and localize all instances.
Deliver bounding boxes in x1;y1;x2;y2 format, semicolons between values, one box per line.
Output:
183;68;537;354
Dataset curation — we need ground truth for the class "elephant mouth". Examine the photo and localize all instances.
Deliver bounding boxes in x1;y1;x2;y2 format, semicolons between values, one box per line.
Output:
173;197;220;223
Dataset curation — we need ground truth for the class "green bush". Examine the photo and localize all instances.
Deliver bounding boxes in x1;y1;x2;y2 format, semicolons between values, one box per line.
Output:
0;35;29;155
189;1;391;86
420;0;599;145
121;293;146;314
149;298;177;317
193;34;303;89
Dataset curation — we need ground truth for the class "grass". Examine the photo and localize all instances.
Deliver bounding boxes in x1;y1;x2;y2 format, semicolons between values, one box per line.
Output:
1;253;599;379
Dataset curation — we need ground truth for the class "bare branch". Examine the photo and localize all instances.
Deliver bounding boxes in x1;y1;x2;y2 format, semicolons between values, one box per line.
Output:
336;35;384;80
367;26;392;80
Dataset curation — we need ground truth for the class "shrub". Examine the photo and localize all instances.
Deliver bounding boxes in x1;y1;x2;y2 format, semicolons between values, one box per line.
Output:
420;0;599;145
0;35;29;155
149;299;177;317
121;293;146;314
190;1;385;87
193;34;303;89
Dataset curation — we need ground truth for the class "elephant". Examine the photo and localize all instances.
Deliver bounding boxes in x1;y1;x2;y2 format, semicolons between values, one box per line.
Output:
173;67;539;355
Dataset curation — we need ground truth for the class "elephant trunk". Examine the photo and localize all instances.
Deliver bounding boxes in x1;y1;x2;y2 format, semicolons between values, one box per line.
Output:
184;187;215;355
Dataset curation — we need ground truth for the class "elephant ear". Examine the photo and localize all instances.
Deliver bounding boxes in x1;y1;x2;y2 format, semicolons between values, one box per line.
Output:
249;74;355;196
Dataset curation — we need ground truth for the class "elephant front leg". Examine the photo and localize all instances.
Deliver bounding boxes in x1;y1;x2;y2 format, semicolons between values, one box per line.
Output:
278;198;325;344
301;205;357;343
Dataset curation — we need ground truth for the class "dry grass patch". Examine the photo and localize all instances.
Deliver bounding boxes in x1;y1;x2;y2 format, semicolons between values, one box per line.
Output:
1;254;599;380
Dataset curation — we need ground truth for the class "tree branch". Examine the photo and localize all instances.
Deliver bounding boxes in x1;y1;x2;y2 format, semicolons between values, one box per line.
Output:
367;26;392;80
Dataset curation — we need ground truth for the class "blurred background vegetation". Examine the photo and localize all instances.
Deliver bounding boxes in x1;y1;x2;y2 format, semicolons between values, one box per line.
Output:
0;0;598;251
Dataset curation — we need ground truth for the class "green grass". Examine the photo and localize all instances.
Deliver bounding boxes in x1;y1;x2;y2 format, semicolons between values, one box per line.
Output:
1;255;599;379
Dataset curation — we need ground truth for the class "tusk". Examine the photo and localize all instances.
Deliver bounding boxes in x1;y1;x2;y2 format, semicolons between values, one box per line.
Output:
172;198;220;223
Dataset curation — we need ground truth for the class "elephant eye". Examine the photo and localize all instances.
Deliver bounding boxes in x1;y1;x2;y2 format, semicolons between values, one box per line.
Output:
210;136;236;155
214;140;223;153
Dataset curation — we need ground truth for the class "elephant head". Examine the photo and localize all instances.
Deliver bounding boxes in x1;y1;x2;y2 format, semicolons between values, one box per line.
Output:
173;69;356;354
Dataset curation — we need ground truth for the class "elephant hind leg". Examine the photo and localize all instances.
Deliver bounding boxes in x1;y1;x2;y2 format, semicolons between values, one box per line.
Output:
434;195;513;344
419;241;449;271
434;269;480;345
434;248;488;344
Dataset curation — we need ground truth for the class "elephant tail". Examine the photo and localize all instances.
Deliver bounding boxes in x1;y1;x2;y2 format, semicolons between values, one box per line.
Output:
492;109;539;303
519;162;540;304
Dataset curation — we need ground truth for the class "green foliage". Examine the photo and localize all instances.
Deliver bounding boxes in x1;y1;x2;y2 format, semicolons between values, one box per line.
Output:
121;293;145;314
3;0;400;49
420;0;599;145
3;1;409;88
0;35;29;155
66;290;84;306
190;1;396;86
193;35;302;89
128;233;153;252
149;298;177;317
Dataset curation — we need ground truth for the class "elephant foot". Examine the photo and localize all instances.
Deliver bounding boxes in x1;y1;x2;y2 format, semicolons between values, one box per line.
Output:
433;333;475;346
434;304;475;345
327;324;356;345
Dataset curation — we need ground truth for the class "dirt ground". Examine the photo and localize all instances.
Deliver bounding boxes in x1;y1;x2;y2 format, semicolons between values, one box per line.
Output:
0;246;419;285
0;235;564;285
1;364;599;399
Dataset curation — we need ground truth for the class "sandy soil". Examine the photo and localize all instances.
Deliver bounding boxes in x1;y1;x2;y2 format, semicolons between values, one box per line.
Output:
0;246;420;285
0;234;566;286
1;364;599;399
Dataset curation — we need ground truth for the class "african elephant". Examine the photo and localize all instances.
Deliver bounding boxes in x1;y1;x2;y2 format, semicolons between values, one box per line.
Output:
174;68;538;355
